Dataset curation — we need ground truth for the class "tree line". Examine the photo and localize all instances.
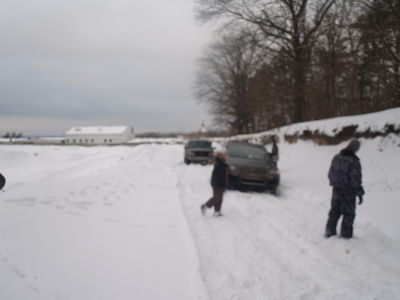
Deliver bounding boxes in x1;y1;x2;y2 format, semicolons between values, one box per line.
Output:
194;0;400;134
3;132;23;139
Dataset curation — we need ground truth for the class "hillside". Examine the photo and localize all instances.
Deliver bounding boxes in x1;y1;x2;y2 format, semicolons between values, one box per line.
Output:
228;107;400;145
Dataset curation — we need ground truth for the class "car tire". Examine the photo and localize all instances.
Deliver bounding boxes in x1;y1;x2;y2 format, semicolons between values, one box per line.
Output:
271;187;280;196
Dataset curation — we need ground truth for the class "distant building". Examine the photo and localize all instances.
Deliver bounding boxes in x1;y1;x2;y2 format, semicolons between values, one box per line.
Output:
65;126;134;145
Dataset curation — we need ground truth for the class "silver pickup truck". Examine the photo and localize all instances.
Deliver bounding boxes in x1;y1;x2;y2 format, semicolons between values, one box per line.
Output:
184;139;214;165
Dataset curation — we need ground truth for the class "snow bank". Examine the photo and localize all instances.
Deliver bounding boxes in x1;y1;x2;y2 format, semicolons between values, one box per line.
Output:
278;107;400;137
228;107;400;145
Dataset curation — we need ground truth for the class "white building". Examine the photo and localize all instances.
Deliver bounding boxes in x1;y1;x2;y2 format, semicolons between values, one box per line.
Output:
65;126;134;145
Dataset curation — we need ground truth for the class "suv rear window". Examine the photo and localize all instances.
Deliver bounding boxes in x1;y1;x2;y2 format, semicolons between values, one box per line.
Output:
187;141;211;148
228;143;268;161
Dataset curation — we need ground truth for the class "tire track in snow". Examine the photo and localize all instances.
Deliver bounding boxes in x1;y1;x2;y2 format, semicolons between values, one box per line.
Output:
176;162;322;299
221;195;327;299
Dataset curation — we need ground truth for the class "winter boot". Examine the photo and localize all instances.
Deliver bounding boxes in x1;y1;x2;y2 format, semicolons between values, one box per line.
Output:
324;229;336;238
201;204;207;216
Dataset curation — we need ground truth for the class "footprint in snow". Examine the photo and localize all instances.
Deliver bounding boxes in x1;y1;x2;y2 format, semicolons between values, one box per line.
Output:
40;199;54;206
67;211;81;217
1;253;41;294
105;218;121;224
130;224;149;229
5;197;36;206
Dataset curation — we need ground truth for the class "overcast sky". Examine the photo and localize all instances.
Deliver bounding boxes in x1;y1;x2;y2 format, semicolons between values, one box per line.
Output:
0;0;213;136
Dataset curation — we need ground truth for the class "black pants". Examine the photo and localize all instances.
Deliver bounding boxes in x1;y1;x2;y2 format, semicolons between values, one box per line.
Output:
326;188;356;238
205;187;225;212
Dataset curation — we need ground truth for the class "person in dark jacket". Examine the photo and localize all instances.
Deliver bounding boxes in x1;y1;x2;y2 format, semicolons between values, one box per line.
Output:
201;152;229;216
325;139;365;238
0;173;5;191
271;136;279;162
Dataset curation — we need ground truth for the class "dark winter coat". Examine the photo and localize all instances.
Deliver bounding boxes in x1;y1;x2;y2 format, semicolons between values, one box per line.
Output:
0;173;5;190
211;157;229;189
328;149;364;196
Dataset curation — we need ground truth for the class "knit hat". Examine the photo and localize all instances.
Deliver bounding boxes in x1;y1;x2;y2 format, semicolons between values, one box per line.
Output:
346;139;360;153
215;151;227;160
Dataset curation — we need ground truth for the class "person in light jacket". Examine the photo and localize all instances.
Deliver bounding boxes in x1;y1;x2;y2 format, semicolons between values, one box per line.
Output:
325;139;365;238
201;152;229;217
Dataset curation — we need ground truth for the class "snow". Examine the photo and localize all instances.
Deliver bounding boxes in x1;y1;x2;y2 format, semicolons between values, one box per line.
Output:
126;137;183;145
231;107;400;141
1;110;400;299
279;107;400;136
0;145;207;300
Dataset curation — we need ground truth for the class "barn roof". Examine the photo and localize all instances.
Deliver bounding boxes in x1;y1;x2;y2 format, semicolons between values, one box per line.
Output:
66;126;128;135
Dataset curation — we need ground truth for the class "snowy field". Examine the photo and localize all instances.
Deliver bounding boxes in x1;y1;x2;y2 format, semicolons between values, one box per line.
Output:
1;114;400;299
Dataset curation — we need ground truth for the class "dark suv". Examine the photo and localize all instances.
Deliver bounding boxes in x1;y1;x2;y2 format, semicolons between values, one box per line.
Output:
226;141;280;193
184;139;214;165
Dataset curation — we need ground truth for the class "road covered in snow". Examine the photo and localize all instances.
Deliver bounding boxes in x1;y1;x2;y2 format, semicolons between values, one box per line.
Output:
0;133;399;299
178;136;400;300
0;145;207;300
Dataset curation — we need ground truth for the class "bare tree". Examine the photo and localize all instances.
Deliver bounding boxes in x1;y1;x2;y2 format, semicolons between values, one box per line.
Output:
194;32;261;133
308;0;359;118
195;0;336;123
356;0;400;108
360;0;400;62
249;54;295;130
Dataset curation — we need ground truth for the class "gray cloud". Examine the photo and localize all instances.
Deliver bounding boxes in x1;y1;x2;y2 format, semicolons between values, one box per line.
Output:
0;0;212;135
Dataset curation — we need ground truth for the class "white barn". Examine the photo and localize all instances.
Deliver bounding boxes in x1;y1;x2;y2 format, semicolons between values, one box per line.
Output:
65;126;134;145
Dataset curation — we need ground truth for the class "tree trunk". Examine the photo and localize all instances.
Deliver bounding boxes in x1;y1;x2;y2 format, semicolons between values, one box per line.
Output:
293;46;307;122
